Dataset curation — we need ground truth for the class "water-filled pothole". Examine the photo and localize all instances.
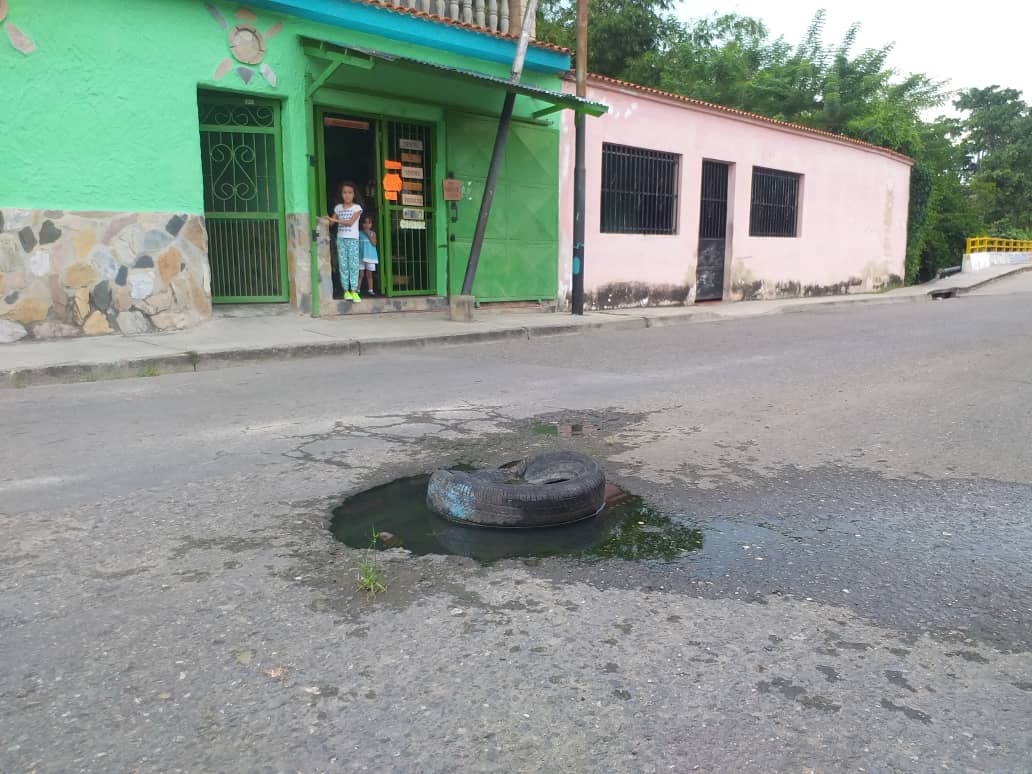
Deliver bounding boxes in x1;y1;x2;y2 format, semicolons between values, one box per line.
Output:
330;475;704;563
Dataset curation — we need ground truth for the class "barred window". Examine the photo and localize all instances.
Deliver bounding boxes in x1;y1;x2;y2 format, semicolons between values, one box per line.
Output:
600;143;680;234
750;167;800;237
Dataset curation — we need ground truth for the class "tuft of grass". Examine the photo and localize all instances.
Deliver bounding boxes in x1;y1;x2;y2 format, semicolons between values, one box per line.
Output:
356;530;387;597
141;364;160;378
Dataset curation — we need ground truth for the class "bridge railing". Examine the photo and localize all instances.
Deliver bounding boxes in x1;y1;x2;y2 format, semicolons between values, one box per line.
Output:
962;236;1032;272
965;237;1032;253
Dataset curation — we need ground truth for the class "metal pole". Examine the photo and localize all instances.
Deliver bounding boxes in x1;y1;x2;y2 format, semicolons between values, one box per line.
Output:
461;0;539;297
571;0;588;315
461;90;516;295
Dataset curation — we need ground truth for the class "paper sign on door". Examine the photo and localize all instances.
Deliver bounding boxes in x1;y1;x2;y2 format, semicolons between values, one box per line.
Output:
442;179;462;201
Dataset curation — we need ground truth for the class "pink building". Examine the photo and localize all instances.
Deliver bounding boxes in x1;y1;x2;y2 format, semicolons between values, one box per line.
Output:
559;75;913;307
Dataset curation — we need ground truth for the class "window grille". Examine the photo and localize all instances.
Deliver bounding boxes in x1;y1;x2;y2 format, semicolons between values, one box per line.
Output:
750;167;800;237
601;143;680;234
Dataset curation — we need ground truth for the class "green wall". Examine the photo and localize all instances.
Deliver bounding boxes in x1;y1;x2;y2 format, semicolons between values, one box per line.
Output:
310;56;562;298
1;0;562;216
446;113;560;301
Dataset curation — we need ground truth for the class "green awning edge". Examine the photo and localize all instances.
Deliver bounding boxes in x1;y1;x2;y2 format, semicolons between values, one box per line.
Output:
300;37;608;117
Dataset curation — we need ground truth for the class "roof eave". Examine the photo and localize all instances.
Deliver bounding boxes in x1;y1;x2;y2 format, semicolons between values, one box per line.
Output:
570;72;915;165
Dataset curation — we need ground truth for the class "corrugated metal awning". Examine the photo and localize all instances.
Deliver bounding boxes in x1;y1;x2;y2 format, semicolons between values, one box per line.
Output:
301;37;608;118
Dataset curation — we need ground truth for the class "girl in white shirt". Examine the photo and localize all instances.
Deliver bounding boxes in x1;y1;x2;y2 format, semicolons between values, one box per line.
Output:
330;182;363;302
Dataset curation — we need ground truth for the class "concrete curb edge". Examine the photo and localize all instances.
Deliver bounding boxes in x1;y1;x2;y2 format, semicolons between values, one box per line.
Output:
5;270;1024;389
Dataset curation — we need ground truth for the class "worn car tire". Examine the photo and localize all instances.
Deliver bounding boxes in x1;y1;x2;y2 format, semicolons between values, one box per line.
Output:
426;451;606;527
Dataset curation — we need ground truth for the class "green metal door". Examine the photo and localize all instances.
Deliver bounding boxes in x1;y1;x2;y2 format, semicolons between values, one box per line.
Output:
445;113;559;301
381;120;437;296
198;93;288;303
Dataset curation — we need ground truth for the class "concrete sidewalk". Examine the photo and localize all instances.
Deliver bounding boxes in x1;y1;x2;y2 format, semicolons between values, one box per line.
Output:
2;263;1027;389
921;261;1032;297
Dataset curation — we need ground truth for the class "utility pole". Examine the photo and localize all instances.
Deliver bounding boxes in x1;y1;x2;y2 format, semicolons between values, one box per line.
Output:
571;0;588;315
460;0;539;298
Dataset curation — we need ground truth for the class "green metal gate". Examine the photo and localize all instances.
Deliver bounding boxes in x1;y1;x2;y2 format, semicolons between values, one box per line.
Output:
445;113;559;301
381;120;437;296
198;93;288;303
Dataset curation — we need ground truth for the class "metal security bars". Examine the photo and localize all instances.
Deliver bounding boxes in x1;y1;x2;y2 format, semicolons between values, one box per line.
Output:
749;167;800;238
600;143;680;235
698;161;729;240
383;120;436;296
198;94;288;302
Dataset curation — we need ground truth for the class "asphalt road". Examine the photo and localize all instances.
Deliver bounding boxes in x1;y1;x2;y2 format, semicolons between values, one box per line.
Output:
2;290;1031;773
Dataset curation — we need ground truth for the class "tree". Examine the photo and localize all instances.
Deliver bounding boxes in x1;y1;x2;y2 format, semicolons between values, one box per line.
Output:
906;119;982;281
955;86;1032;234
536;0;673;81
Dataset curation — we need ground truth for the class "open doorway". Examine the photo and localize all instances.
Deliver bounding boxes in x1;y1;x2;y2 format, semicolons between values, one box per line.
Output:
323;115;379;299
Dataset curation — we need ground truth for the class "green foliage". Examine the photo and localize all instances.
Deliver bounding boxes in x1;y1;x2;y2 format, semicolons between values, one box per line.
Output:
537;0;673;81
905;164;933;284
585;499;703;562
356;530;387;597
955;86;1032;234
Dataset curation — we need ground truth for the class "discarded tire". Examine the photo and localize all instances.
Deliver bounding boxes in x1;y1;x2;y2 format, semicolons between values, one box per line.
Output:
426;451;606;528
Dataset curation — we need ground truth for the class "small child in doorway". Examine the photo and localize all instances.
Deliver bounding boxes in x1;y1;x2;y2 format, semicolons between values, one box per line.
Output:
329;181;363;302
358;215;379;296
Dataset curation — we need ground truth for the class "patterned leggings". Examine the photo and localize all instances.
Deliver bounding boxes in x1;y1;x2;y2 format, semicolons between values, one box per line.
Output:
337;238;360;293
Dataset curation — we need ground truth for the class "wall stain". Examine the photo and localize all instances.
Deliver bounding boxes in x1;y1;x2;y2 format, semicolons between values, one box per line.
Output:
586;281;691;310
728;258;903;302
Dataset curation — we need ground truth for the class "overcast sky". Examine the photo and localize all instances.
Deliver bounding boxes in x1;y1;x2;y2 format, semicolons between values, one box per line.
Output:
676;1;1032;115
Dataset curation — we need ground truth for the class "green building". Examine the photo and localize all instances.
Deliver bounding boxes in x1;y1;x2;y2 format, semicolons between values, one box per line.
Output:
0;0;601;340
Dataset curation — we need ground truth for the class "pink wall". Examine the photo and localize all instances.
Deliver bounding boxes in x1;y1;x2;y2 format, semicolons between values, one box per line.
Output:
559;78;913;307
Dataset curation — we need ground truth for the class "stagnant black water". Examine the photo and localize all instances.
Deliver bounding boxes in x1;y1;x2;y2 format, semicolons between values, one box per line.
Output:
330;474;704;563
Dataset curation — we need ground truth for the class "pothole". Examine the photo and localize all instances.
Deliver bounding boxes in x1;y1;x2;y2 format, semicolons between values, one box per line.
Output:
329;475;705;564
532;421;600;437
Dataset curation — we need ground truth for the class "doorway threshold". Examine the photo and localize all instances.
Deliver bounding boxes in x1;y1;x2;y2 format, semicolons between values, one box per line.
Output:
214;303;294;318
326;295;450;316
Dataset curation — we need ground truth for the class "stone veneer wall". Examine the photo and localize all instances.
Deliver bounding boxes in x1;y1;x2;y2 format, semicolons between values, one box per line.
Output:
285;213;313;315
0;209;212;343
315;219;335;312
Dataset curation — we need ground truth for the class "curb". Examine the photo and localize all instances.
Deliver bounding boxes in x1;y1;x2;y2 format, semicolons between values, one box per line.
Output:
3;275;1022;389
932;264;1032;297
0;314;661;389
356;325;533;355
642;311;719;327
2;352;199;390
777;292;930;314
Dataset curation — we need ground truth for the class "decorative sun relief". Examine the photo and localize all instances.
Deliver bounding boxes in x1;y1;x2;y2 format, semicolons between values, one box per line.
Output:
1;0;36;54
205;3;281;87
